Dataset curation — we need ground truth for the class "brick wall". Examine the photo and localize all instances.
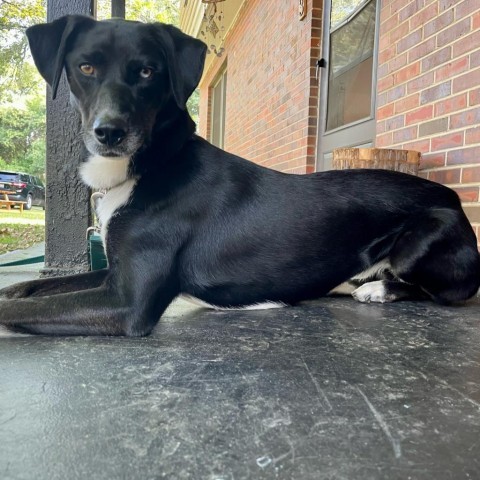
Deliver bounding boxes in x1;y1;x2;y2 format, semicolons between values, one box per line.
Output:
198;0;322;174
376;0;480;241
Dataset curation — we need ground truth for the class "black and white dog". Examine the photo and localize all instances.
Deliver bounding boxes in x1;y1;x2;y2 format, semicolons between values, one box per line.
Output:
0;15;478;336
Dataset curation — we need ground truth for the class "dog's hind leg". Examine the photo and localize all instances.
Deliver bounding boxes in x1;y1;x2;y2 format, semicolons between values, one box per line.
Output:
386;208;480;304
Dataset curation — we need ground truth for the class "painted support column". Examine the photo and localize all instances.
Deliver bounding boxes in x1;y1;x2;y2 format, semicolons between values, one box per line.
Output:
43;0;95;275
111;0;126;18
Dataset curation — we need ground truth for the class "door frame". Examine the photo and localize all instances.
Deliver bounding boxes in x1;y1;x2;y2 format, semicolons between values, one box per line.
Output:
316;0;381;171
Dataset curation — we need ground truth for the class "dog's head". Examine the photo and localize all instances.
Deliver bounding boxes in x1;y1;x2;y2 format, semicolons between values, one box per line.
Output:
26;15;207;158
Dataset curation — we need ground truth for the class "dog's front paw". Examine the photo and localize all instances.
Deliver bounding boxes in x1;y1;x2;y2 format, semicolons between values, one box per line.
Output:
352;281;394;304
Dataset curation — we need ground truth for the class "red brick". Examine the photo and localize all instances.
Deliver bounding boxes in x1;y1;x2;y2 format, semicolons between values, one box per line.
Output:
393;126;418;144
395;93;420;114
471;50;480;69
405;105;434;125
380;2;392;19
408;37;436;63
407;72;435;94
431;132;464;151
474;11;480;29
470;89;480;106
376;120;386;135
435;56;469;82
391;0;408;14
390;20;410;43
420;81;451;105
378;45;396;65
453;30;480;58
402;139;430;153
381;11;400;31
378;75;395;93
397;29;423;54
385;115;405;131
394;62;421;84
466;127;480;145
434;93;468;116
377;63;389;80
436;17;470;48
447;147;480;165
450;107;480;129
399;2;421;23
424;9;454;38
453;187;479;203
455;0;479;19
419;118;448;137
428;168;461;185
376;132;394;147
452;67;480;94
388;53;408;72
379;32;392;52
410;3;438;30
421;46;451;71
387;84;406;103
420;153;446;169
439;0;456;13
377;91;388;108
463;167;480;183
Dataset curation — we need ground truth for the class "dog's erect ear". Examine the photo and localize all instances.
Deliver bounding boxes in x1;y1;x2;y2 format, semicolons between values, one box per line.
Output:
153;24;207;110
26;15;94;100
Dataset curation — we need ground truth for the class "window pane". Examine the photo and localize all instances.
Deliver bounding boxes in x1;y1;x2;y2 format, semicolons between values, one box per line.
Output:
211;81;222;147
326;0;376;131
331;0;368;30
211;71;227;149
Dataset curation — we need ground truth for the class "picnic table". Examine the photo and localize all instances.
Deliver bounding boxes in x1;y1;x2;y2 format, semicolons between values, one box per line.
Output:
0;192;26;212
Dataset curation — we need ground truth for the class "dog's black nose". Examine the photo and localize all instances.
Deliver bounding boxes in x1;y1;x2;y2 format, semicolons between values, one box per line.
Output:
93;120;128;147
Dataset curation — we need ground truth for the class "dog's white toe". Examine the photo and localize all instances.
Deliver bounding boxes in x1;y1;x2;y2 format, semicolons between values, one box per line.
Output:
352;280;391;303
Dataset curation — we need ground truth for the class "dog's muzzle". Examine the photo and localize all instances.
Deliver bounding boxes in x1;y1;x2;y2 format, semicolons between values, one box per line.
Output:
84;115;146;157
93;117;128;147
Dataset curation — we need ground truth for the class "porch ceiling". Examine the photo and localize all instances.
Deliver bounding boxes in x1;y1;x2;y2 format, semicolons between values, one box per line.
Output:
180;0;246;73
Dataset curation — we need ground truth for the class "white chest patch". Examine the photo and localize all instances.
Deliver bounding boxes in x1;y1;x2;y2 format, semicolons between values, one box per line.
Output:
79;154;137;242
79;155;130;190
97;179;137;241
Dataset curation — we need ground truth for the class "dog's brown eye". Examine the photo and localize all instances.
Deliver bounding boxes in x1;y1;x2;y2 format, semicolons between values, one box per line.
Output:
139;67;154;79
79;63;95;76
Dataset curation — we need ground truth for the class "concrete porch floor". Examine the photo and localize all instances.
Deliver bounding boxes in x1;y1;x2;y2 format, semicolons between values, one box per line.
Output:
0;249;480;479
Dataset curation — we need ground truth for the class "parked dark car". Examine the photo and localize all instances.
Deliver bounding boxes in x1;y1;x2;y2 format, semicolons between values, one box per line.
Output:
0;171;46;210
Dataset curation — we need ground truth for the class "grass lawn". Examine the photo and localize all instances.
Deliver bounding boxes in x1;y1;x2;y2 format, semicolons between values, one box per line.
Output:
0;207;45;255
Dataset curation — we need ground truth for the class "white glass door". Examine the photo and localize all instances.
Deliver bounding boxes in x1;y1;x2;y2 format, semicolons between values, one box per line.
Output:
317;0;379;170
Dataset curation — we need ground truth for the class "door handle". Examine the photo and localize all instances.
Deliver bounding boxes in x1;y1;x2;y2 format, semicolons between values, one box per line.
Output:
316;58;327;80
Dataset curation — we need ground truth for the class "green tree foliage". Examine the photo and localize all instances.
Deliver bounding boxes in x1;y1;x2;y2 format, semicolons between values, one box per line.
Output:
0;1;191;177
0;0;46;98
0;0;46;176
96;0;179;24
0;96;46;176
